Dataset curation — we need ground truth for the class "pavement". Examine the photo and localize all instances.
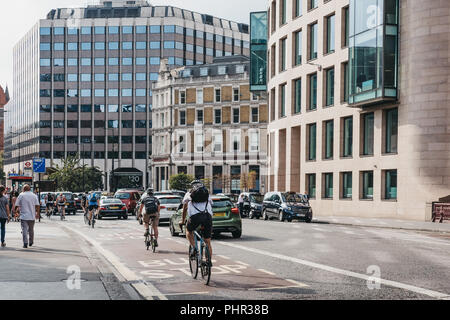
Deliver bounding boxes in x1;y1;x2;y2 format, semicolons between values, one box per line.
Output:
313;215;450;233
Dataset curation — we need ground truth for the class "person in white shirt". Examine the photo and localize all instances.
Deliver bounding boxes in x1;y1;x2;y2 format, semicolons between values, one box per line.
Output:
14;185;40;249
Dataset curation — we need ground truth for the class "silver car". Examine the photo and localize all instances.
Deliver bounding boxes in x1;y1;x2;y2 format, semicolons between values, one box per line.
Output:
155;195;183;223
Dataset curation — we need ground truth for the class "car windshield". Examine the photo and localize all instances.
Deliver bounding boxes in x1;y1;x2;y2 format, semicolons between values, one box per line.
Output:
282;193;308;204
249;194;264;203
212;200;233;208
115;193;130;199
102;200;122;205
159;197;182;205
63;193;73;200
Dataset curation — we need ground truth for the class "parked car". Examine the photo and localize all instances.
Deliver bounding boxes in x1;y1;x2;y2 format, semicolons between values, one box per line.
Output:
114;189;141;215
155;195;183;224
55;192;77;215
262;192;313;223
238;192;264;219
98;198;128;220
169;195;242;239
74;193;83;210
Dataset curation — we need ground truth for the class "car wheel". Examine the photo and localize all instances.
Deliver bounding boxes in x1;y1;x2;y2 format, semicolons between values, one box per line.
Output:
232;230;242;239
170;222;179;237
279;211;285;222
123;214;128;220
263;210;269;221
305;214;313;223
249;211;254;219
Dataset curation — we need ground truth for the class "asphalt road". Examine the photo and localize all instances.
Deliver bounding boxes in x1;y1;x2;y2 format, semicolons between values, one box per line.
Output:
3;212;450;300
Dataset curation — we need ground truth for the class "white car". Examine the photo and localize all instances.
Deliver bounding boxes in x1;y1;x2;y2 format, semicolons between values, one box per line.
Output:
155;195;183;223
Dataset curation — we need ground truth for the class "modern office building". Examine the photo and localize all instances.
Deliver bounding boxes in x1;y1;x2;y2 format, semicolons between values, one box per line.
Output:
151;56;268;194
4;0;250;191
255;0;450;221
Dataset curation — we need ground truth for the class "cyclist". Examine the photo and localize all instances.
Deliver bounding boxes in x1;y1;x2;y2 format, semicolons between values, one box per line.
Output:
180;180;214;265
46;193;55;217
81;192;89;218
138;189;160;247
56;193;67;220
87;192;99;225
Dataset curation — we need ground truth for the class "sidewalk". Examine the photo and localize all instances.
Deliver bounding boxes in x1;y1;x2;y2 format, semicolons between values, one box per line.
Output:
313;215;450;233
0;220;132;300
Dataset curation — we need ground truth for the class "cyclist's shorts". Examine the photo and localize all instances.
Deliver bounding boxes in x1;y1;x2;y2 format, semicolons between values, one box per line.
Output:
58;203;65;207
46;203;54;208
143;213;159;225
187;213;213;239
89;205;99;211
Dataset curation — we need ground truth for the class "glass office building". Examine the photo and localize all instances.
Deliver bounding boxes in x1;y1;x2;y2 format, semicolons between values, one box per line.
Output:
4;0;250;191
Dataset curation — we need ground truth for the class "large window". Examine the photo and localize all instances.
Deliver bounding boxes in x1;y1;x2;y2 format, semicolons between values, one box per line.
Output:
294;30;302;66
280;38;287;72
361;171;374;199
326;68;335;106
343;116;353;157
385;170;397;200
280;0;287;25
324;120;334;159
294;78;301;114
362;113;374;155
307;174;316;199
323;173;333;199
385;108;398;153
309;22;318;60
342;172;352;199
294;0;302;18
308;123;317;161
326;14;335;54
309;73;317;110
280;84;286;117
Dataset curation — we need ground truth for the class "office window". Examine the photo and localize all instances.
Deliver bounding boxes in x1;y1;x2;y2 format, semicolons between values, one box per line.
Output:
81;58;91;66
326;68;335;106
122;73;132;81
233;88;240;102
233;108;240;123
94;26;105;34
324;120;334;159
362;171;374;200
67;28;78;35
54;27;64;35
81;105;92;112
54;89;65;97
67;42;77;51
326;14;335;54
54;58;64;67
53;105;64;113
122;26;133;34
343;62;349;102
135;104;146;113
200;68;208;77
323;173;333;199
136;136;147;144
67;58;77;66
67;74;78;82
81;27;91;35
343;117;353;157
122;136;133;144
81;89;91;97
294;78;301;114
68;105;78;112
136;89;146;97
122;89;132;97
342;172;352;199
122;58;132;66
280;38;287;71
150;57;160;65
40;27;51;35
197;89;203;104
95;42;105;50
179;110;186;125
150;25;160;34
309;22;318;60
309;73;317;110
81;42;91;51
215;109;222;124
40;59;51;67
53;74;64;82
122;105;132;113
309;0;318;10
294;0;302;17
280;0;287;25
122;120;133;129
196;110;204;124
251;107;259;123
136;41;147;50
94;104;105;112
306;174;316;198
215;89;221;102
122;42;133;50
136;120;147;128
40;89;51;98
53;121;65;129
343;7;349;47
294;30;302;66
108;105;118;113
54;136;65;144
54;43;64;51
136;26;147;34
136;57;146;65
164;41;175;49
164;25;175;33
108;89;119;97
280;84;286;117
95;73;105;81
308;123;316;161
94;89;104;97
95;58;105;66
385;108;398;154
218;66;227;75
362;113;374;155
385;170;397;200
180;91;186;104
136;73;146;81
150;41;160;50
109;42;119;50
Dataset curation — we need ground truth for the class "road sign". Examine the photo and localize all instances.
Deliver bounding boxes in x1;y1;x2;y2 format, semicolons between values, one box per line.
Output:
25;162;32;168
33;158;46;173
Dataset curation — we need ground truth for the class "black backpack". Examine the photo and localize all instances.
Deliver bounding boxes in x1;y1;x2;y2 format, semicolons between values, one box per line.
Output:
190;185;209;203
144;196;159;214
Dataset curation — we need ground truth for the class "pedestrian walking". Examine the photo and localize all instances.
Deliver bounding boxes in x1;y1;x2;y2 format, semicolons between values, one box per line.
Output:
10;191;19;222
14;185;40;249
238;193;245;217
0;186;11;247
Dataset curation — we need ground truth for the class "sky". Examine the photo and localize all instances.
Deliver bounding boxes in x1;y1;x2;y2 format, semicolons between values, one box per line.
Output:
0;0;266;93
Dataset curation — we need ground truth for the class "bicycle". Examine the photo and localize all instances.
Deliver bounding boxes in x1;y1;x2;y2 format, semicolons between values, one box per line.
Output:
58;205;66;221
185;225;212;286
86;208;96;229
144;216;157;253
46;204;54;219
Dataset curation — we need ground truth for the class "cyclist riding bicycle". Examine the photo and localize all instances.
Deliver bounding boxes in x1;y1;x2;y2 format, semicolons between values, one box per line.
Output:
81;192;89;217
87;192;99;225
139;189;161;247
56;193;67;219
46;193;55;217
180;180;214;265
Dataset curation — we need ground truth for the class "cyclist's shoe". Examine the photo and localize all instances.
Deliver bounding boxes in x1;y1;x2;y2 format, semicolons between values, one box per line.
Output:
144;229;150;237
154;240;159;248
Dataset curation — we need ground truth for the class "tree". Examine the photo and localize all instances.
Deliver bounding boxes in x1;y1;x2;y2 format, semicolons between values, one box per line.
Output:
169;173;194;191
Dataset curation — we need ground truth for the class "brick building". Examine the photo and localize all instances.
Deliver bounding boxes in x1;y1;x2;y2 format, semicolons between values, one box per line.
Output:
0;85;9;153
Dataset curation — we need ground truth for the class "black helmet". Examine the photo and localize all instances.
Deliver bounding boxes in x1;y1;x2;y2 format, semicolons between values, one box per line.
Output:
146;188;154;196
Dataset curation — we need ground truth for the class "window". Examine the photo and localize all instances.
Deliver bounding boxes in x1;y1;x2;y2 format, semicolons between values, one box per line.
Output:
122;42;133;50
280;0;287;25
343;62;349;102
326;14;335;54
54;43;64;51
294;78;301;114
251;107;259;123
179;134;187;153
280;84;286;117
136;73;146;81
122;104;132;113
81;42;91;51
294;30;302;66
250;130;259;152
94;104;105;112
343;7;349;47
343;117;353;157
195;132;204;152
94;26;105;34
385;108;398;154
54;89;65;97
122;89;132;97
136;41;146;50
361;171;374;200
196;89;203;104
54;27;64;35
95;42;105;50
136;26;147;34
40;59;51;67
150;57;160;65
109;58;119;66
342;172;352;199
40;27;51;36
136;120;147;128
231;131;241;152
309;0;318;10
68;105;78;112
309;22;318;60
109;26;119;34
150;25;160;34
81;58;91;66
324;120;334;159
122;73;132;81
385;170;397;200
362;113;374;155
53;74;64;82
294;0;302;18
81;89;91;97
323;173;333;199
233;108;240;124
236;65;245;73
108;105;118;113
214;109;222;124
95;58;105;66
109;42;119;50
135;104;146;112
108;74;119;81
95;73;105;81
95;89;105;97
67;58;77;66
164;41;175;49
196;110;204;124
233;88;240;102
218;66;226;75
122;26;133;34
308;123;316;161
81;27;91;35
67;43;78;51
180;91;186;104
215;89;221;103
164;25;175;33
309;73;317;110
179;110;186;125
212;130;223;152
122;120;133;129
326;68;335;106
306;174;316;198
122;58;132;66
81;105;92;112
136;89;146;97
136;136;147;144
280;38;287;71
200;68;208;76
108;89;119;97
54;105;64;113
54;59;64;67
68;28;78;35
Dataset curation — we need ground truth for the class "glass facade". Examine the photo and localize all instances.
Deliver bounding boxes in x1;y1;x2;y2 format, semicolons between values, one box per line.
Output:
349;0;399;105
250;12;268;92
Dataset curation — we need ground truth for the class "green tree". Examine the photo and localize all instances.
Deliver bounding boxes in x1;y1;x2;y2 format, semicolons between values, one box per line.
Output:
169;173;194;191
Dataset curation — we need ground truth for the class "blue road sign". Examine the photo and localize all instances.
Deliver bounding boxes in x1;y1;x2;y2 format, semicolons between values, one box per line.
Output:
33;158;46;173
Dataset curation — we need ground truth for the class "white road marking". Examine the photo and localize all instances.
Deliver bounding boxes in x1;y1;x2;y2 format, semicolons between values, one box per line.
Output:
217;255;231;260
164;292;210;296
258;269;276;276
250;279;309;291
236;261;250;266
60;223;167;301
216;241;450;300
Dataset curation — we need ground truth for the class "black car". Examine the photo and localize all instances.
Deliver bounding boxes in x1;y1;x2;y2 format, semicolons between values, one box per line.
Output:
262;192;313;223
238;193;264;219
55;192;77;215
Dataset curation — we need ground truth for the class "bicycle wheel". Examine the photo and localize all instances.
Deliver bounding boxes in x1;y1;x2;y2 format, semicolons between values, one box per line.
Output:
200;243;212;285
151;236;156;253
145;235;150;251
189;245;199;279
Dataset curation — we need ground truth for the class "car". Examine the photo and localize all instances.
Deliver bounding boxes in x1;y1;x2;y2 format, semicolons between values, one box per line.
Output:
155;195;183;224
114;189;142;215
55;192;77;215
169;196;243;239
262;192;313;223
238;192;264;219
98;198;128;220
74;193;83;210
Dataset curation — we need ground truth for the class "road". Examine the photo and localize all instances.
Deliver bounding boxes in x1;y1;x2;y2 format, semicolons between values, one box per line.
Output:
2;212;450;300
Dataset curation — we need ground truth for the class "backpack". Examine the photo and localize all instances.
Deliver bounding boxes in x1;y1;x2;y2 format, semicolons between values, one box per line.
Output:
144;196;159;215
90;193;97;202
190;185;209;203
48;194;54;202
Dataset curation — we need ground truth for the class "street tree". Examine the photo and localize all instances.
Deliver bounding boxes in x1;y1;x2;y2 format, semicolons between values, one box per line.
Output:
169;173;194;191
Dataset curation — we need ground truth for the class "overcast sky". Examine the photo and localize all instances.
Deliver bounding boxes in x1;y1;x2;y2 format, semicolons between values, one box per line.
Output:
0;0;266;92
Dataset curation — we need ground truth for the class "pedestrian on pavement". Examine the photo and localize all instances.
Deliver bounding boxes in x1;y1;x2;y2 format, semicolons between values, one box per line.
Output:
14;185;40;249
11;191;19;222
238;193;245;217
0;186;11;247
